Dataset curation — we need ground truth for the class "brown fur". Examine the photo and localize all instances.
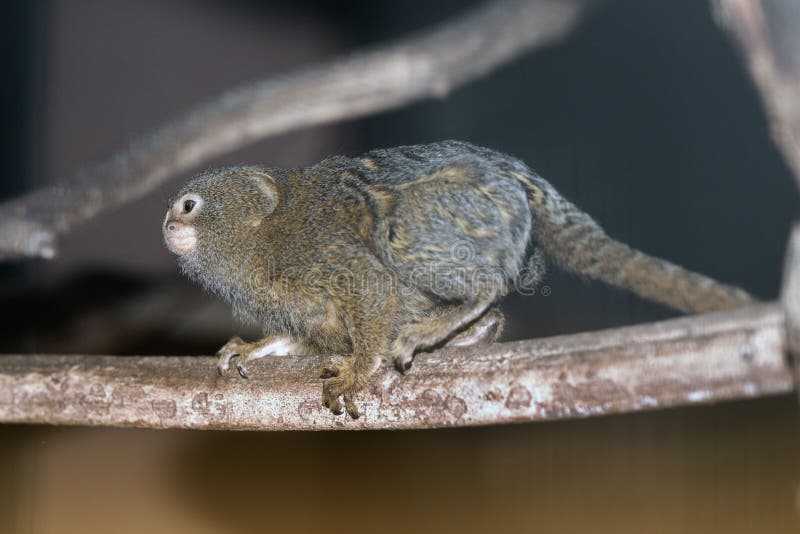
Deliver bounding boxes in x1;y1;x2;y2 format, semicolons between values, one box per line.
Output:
163;140;753;418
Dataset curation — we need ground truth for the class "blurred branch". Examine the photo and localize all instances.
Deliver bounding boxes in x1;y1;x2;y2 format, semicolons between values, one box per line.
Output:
716;1;800;396
0;0;594;260
0;303;790;430
713;0;800;189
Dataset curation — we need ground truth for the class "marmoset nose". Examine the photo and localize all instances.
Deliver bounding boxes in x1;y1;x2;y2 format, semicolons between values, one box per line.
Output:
163;214;185;234
163;216;198;255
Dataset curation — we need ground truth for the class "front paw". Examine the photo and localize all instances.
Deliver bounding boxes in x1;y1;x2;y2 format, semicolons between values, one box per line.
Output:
216;336;245;376
320;359;361;419
216;335;296;378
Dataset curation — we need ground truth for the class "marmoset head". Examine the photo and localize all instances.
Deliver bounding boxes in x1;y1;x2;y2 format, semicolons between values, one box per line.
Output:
163;165;278;275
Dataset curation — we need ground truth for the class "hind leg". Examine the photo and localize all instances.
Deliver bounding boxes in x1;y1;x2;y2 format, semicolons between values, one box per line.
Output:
390;296;496;372
216;334;312;378
443;307;504;348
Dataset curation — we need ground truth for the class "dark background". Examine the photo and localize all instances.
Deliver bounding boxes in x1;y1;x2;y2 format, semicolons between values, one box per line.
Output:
1;1;799;533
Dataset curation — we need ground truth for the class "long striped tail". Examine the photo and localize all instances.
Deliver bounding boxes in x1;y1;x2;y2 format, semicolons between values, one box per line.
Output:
514;171;754;313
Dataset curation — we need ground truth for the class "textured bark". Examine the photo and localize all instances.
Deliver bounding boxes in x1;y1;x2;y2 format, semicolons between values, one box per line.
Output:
713;0;800;190
0;303;790;430
0;0;594;260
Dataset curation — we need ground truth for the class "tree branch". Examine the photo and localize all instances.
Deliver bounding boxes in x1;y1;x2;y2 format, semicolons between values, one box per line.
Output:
713;0;800;190
0;0;594;260
0;303;789;430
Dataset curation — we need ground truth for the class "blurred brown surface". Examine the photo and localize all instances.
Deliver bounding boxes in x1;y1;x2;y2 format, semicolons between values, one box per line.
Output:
1;396;799;534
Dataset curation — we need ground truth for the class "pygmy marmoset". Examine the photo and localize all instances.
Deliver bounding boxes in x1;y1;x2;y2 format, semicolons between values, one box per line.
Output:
163;140;752;418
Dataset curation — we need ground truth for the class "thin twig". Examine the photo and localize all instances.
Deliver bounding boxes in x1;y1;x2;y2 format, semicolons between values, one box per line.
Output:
0;303;789;430
0;0;594;260
713;0;800;190
715;0;800;397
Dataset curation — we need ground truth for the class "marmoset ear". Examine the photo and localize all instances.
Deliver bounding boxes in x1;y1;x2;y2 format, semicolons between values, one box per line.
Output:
243;167;280;226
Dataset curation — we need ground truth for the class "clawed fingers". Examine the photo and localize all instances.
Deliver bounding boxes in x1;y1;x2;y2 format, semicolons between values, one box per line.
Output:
321;380;343;415
216;336;247;374
320;359;362;419
393;354;413;374
216;348;240;376
236;360;250;379
342;395;360;419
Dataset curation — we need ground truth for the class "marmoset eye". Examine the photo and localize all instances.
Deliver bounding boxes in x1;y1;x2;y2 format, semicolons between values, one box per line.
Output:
183;199;196;213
